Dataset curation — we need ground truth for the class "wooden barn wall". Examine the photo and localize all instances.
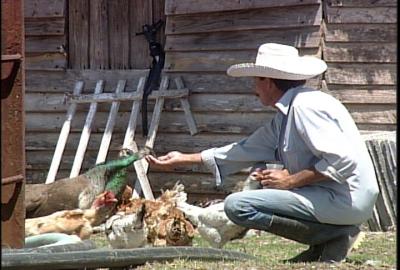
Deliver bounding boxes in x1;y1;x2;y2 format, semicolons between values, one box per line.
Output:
24;0;397;202
321;0;397;132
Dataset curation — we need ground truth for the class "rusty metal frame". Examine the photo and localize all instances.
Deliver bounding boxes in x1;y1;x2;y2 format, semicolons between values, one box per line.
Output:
1;0;26;249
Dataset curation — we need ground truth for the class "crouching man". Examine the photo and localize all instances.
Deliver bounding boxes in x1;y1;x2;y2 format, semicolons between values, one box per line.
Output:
146;43;379;263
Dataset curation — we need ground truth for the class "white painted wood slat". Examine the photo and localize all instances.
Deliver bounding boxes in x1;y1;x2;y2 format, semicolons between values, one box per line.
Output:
70;80;104;177
45;81;84;184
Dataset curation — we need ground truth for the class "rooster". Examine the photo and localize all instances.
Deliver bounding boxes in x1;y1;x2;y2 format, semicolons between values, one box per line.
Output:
26;147;152;218
25;191;118;240
104;183;195;248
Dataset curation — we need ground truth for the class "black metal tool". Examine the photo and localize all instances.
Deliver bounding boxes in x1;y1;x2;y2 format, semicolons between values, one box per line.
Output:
136;19;165;137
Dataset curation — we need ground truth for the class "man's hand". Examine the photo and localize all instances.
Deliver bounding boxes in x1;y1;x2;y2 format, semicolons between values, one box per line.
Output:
145;151;202;171
250;167;328;190
251;168;293;189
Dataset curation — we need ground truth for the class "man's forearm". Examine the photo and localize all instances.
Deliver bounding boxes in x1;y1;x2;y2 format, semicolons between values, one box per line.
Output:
289;168;328;188
180;153;203;165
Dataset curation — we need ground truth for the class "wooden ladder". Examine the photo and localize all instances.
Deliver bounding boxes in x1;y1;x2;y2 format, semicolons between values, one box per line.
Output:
45;75;198;200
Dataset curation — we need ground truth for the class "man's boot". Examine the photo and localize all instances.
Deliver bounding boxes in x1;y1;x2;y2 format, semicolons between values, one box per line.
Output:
266;214;361;263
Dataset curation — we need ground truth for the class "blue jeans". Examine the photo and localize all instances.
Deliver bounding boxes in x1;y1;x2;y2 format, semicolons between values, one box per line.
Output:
224;189;319;231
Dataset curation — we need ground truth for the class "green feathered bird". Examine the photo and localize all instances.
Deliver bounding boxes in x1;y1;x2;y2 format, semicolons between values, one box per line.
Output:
26;147;154;218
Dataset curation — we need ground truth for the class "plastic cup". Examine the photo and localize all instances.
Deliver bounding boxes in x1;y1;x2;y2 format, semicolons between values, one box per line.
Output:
265;162;284;170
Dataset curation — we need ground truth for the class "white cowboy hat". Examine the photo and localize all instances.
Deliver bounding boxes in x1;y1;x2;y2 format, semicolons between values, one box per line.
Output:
227;43;327;80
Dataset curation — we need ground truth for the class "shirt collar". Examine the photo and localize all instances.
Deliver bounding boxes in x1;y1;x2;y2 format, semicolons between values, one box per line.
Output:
275;85;312;115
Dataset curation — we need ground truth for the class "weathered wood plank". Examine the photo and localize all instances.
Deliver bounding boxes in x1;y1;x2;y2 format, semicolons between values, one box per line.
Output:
26;130;246;154
25;35;65;53
26;69;149;92
130;0;152;69
89;0;109;69
325;64;396;85
165;0;321;15
24;0;66;17
25;17;65;36
166;5;322;34
25;52;66;69
323;42;397;63
165;26;322;51
152;0;166;46
26;111;273;134
323;89;396;104
326;0;397;7
323;24;397;42
25;70;321;94
325;6;396;23
68;0;89;69
165;48;321;72
25;92;276;113
108;0;130;69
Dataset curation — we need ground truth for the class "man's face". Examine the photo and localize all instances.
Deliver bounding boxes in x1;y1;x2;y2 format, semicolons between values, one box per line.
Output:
255;77;283;107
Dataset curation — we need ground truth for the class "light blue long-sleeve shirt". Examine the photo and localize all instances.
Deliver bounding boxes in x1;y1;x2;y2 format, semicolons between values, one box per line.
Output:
201;86;379;224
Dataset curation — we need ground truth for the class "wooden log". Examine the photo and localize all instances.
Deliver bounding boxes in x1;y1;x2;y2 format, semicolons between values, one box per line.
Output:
325;6;396;23
70;80;104;177
45;81;83;183
165;0;321;15
365;140;396;230
323;24;396;42
25;16;65;36
165;26;321;51
96;80;126;164
166;5;322;34
323;42;396;63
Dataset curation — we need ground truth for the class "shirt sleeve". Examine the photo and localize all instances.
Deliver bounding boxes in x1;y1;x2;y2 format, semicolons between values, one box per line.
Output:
201;117;279;186
292;105;358;184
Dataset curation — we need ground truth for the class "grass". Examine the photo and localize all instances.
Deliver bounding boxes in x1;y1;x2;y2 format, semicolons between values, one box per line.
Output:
91;230;396;269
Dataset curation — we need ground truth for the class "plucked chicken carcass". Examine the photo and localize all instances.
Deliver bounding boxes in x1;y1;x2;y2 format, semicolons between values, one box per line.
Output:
104;183;195;248
26;147;151;218
25;191;118;239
